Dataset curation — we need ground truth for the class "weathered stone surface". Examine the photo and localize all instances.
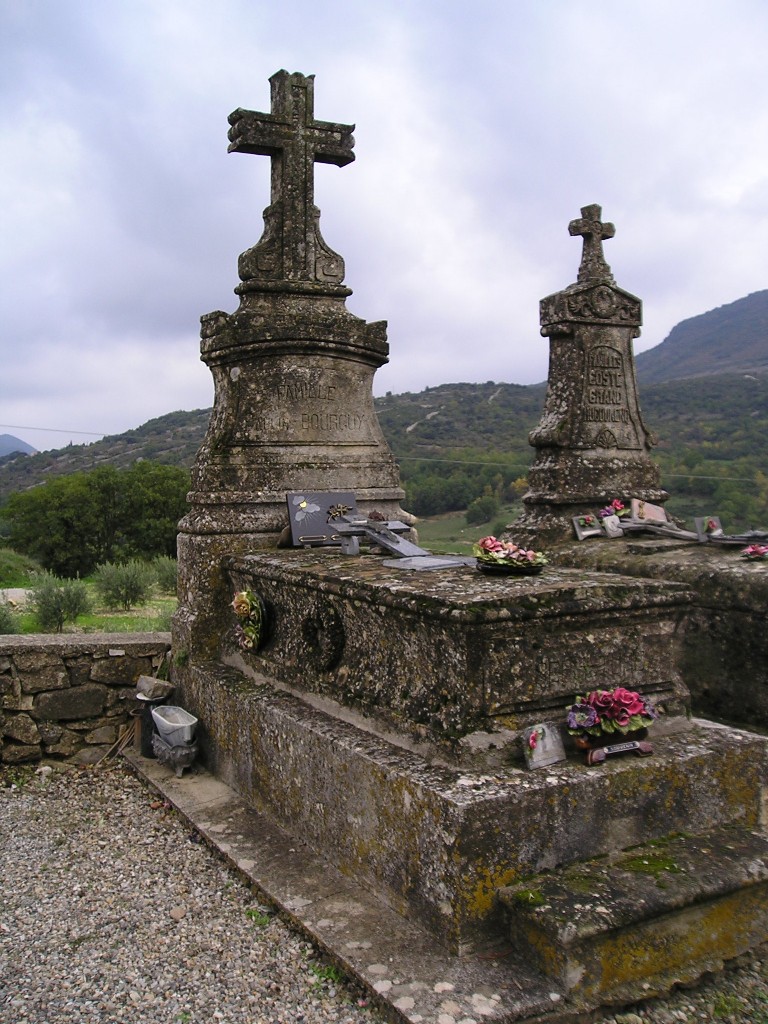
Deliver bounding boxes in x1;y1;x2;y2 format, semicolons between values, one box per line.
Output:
90;654;149;685
44;728;82;757
85;725;117;745
72;745;111;765
2;684;34;712
226;552;690;745
175;72;409;663
552;537;768;730
14;651;68;694
34;683;107;721
516;204;666;543
104;686;138;710
37;721;63;744
1;740;41;764
65;655;95;686
178;656;767;953
3;712;41;745
0;656;12;674
499;826;768;1005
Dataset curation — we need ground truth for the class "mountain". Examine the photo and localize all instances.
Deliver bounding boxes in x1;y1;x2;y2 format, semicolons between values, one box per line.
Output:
0;434;36;458
636;290;768;384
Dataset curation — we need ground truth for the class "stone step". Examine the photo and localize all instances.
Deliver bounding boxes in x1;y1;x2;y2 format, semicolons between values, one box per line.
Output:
181;658;768;955
498;825;768;1008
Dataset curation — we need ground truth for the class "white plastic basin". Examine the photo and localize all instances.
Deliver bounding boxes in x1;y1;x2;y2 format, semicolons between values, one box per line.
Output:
151;705;198;746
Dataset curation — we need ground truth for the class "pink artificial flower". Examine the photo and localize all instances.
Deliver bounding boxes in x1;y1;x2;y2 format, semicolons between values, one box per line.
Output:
478;536;504;553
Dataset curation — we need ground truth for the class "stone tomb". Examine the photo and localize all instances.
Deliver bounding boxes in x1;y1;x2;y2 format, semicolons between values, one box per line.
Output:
179;552;768;989
171;73;768;1018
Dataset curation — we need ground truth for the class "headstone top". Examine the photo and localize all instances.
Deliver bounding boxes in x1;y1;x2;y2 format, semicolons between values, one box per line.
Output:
228;70;354;288
568;204;616;285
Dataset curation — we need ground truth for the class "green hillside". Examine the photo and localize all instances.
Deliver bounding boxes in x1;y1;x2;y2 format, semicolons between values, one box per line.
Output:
2;290;768;532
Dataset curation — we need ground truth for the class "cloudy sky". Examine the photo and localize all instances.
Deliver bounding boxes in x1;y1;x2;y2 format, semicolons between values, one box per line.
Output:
3;0;768;452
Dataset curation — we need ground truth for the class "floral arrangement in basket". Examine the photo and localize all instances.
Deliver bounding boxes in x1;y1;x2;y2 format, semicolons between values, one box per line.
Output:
741;543;768;562
231;589;265;651
566;687;657;739
598;498;629;519
473;536;548;568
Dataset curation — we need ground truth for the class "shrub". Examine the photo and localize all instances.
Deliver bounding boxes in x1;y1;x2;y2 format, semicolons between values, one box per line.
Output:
29;573;91;632
0;603;18;634
465;494;500;526
152;555;178;595
94;561;154;611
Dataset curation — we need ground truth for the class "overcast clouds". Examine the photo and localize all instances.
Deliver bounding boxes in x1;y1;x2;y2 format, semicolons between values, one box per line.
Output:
3;0;768;452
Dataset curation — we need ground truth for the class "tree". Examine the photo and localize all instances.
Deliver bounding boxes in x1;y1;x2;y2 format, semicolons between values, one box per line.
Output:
0;463;189;577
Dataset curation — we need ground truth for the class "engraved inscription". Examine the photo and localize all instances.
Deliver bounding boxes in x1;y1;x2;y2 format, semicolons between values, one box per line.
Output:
275;381;337;402
232;370;379;446
300;412;366;432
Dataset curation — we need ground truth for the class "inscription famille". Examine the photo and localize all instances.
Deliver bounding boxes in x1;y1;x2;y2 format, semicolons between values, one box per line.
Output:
246;376;367;438
275;382;337;402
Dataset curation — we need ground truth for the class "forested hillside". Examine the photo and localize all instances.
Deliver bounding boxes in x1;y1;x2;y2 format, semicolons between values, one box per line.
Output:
2;290;768;532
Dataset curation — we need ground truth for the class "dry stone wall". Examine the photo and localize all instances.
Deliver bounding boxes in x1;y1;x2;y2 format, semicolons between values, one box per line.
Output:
0;634;171;764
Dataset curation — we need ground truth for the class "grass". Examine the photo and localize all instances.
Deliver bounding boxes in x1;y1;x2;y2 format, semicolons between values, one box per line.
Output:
8;587;176;634
415;505;522;554
0;547;44;587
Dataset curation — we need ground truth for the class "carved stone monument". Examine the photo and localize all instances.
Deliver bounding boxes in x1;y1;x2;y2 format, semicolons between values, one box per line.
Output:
175;71;408;660
166;82;768;1022
516;204;667;542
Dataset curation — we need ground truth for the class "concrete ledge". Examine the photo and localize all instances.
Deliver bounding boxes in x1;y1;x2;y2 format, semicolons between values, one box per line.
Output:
124;751;563;1024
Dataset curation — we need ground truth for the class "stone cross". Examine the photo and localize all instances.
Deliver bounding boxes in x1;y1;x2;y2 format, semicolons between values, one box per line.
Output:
569;204;615;285
227;70;354;284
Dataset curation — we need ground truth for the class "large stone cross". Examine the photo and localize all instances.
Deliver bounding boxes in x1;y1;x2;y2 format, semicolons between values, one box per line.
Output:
227;70;354;284
569;204;615;284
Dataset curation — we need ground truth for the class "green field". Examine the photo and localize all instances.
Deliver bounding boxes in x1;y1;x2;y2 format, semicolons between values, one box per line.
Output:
415;505;522;554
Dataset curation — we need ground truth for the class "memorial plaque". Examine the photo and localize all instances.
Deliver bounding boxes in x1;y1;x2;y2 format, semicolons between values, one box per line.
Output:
523;722;567;769
287;490;357;545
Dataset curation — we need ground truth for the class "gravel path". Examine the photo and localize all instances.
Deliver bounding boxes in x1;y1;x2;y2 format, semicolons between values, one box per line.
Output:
1;761;767;1024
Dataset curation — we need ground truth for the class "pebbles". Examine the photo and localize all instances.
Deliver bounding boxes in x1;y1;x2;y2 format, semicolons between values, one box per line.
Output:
1;761;767;1024
0;763;377;1024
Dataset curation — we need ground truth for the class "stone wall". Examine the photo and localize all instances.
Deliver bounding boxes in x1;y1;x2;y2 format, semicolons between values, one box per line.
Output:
0;634;171;765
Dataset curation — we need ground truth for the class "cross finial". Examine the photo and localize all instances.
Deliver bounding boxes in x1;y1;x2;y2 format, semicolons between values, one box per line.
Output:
227;71;355;287
568;204;615;284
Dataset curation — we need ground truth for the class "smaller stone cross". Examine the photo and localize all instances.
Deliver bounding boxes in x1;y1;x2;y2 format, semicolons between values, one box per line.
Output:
568;204;615;284
227;70;354;285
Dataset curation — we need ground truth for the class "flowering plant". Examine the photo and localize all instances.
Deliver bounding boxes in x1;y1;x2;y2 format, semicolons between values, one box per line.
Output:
598;499;628;519
577;514;597;528
566;687;657;738
231;589;264;651
741;543;768;562
473;536;548;567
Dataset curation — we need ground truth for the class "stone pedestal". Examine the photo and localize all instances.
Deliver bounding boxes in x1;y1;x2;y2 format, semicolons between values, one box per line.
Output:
516;205;667;544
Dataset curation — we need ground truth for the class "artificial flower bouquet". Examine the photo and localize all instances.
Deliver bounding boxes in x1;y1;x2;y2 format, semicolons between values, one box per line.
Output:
566;686;657;739
473;536;548;568
598;498;629;519
231;589;265;651
741;543;768;562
